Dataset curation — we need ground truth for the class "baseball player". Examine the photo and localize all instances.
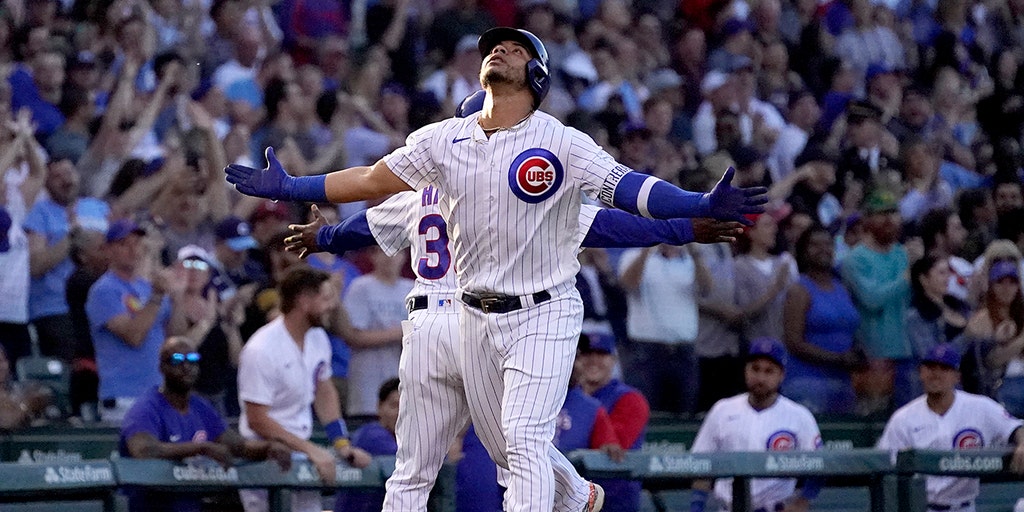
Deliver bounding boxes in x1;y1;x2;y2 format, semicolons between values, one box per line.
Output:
237;267;373;512
285;194;740;512
226;27;767;512
877;343;1024;512
690;337;823;512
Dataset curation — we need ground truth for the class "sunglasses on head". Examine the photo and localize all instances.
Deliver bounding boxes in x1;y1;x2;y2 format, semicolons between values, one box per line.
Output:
182;259;209;271
166;352;201;365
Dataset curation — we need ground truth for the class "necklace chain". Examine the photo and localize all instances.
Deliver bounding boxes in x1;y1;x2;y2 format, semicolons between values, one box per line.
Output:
479;111;534;134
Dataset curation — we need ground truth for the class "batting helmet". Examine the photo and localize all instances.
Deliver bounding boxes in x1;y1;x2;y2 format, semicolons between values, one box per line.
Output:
456;90;486;118
477;27;550;109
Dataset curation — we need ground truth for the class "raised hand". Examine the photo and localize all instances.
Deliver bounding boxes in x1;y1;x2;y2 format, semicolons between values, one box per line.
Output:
284;204;329;259
224;147;293;200
707;167;769;225
690;218;745;244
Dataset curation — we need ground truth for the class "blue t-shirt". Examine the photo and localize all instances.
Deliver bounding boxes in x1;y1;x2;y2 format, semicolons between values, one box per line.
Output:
22;198;110;318
8;66;65;138
86;271;169;399
455;426;503;512
119;386;227;512
334;422;397;512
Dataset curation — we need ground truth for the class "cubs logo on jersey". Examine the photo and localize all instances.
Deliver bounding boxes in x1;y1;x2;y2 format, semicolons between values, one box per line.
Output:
766;430;797;451
508;148;564;203
952;428;984;448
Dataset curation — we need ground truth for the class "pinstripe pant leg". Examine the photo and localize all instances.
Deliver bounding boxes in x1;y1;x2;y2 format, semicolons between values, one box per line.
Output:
384;312;470;512
495;296;587;512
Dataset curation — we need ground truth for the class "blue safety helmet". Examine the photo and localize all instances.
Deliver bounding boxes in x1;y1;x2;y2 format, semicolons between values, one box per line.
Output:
477;27;550;109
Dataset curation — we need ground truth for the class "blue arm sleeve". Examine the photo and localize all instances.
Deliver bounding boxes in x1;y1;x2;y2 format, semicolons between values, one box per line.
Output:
582;209;695;248
315;211;379;255
611;171;710;219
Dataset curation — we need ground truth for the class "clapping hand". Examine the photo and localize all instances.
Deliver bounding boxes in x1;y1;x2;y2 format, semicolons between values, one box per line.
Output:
690;218;745;244
225;147;294;200
706;167;769;225
284;204;329;259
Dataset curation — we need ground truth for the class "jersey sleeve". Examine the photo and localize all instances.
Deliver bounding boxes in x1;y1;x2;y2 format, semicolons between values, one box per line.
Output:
566;129;627;204
366;191;419;256
85;280;129;332
690;404;721;453
382;124;440;190
237;344;276;406
312;329;333;382
589;407;620;449
608;391;650;448
876;412;908;451
981;396;1024;446
120;395;163;444
798;408;822;451
582;208;696;248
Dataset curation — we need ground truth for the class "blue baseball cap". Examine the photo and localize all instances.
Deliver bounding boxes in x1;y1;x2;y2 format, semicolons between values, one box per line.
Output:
922;343;961;370
748;337;787;369
579;332;616;354
989;260;1020;283
215;217;258;252
106;219;146;243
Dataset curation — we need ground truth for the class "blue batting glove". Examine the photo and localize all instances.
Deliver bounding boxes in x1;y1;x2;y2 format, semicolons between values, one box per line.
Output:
225;147;293;201
702;166;769;226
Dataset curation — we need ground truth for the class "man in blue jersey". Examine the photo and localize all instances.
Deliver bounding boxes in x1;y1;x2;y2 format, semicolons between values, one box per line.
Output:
120;336;292;512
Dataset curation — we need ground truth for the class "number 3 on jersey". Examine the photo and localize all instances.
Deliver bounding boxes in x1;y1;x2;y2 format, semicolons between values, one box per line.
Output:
418;214;451;279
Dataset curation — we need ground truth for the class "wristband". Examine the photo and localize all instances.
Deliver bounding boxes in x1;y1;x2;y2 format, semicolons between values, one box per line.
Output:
282;175;328;202
334;438;351;450
325;418;349;444
690;489;708;512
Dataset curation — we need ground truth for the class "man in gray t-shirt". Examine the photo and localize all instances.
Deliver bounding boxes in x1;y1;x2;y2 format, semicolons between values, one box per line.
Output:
342;246;413;416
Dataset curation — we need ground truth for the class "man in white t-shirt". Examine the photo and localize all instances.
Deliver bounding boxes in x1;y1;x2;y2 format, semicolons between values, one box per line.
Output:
877;343;1024;512
690;337;823;512
237;267;372;512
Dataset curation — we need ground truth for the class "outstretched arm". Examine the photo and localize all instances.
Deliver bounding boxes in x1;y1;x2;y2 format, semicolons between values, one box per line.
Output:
225;147;411;204
284;205;379;258
582;207;743;248
603;166;768;225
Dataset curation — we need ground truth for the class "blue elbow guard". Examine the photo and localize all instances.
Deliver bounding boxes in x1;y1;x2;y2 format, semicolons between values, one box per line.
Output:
611;171;708;219
316;211;378;255
325;418;349;443
282;175;328;202
690;489;708;512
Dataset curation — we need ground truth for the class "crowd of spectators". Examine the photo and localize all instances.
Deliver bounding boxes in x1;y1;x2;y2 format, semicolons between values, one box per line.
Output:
1;0;1024;433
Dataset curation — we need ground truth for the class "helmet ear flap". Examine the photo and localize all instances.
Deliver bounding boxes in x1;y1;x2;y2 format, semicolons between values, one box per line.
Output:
526;58;550;109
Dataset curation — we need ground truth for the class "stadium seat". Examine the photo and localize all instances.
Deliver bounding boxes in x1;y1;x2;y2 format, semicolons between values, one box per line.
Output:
15;356;71;417
639;489;658;512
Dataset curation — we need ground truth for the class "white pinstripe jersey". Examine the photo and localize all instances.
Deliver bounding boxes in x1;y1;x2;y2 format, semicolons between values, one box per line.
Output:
365;187;602;299
382;111;627;296
691;393;822;510
877;390;1023;505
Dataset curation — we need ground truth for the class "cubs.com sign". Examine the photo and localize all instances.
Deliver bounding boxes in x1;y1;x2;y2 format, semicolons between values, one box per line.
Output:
508;149;564;203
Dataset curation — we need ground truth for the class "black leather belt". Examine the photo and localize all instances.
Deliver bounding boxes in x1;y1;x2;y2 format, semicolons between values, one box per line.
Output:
460;290;551;314
928;501;971;511
407;295;428;313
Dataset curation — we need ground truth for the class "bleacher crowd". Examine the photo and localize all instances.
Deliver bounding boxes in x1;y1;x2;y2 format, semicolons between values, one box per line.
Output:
2;0;1024;506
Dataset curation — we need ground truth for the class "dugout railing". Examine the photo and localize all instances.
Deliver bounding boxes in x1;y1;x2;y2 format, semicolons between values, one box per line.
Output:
1;449;1023;511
